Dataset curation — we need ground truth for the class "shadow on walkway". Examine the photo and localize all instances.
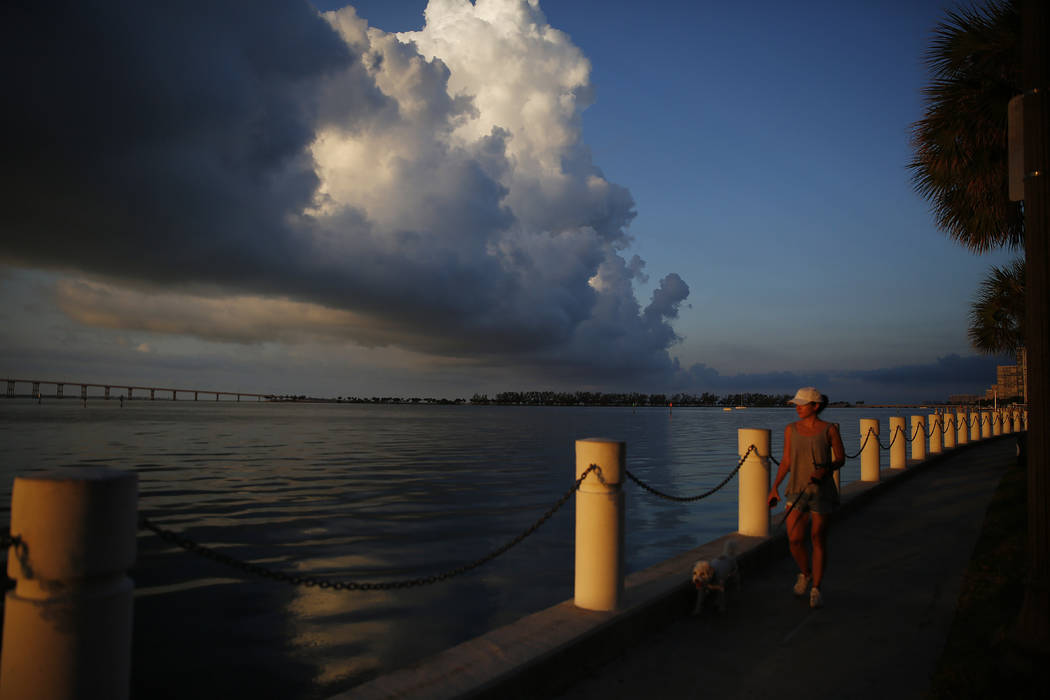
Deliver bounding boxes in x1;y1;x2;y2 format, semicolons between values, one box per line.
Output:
554;438;1015;700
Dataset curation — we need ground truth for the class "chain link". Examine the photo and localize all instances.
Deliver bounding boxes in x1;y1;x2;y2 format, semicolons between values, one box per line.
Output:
879;424;905;450
138;464;598;592
844;427;875;459
624;444;757;502
0;530;23;552
924;418;940;439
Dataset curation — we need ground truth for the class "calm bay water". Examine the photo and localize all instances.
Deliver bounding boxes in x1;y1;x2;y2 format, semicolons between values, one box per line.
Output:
0;399;916;698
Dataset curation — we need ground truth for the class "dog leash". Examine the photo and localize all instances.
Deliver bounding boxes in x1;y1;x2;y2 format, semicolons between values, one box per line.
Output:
770;474;824;534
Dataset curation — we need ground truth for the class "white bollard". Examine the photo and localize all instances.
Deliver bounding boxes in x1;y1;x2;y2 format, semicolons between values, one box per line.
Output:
911;415;927;463
574;438;624;612
860;419;880;482
970;411;982;442
737;428;771;537
957;411;968;445
889;416;907;469
982;411;993;439
1;468;138;700
928;414;943;455
944;413;956;449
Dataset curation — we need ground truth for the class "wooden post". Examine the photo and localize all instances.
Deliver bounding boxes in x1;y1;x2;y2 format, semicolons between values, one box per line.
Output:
1;469;138;699
911;416;926;462
928;414;943;454
574;439;624;611
737;429;771;537
860;419;880;481
889;416;907;469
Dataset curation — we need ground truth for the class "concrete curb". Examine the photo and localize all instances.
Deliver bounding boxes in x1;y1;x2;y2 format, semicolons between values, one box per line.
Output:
333;433;1018;700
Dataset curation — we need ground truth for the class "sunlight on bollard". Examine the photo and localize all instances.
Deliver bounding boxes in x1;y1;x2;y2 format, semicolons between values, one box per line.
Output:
992;410;1003;436
889;416;907;469
981;411;992;439
957;411;968;446
944;413;956;449
1;468;138;700
737;428;770;537
574;438;624;612
860;419;880;481
928;414;942;455
911;416;926;463
970;411;981;442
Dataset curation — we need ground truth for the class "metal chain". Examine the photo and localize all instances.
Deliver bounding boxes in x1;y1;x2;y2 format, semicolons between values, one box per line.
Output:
625;444;757;502
0;530;23;552
138;464;599;592
844;427;875;459
877;425;903;450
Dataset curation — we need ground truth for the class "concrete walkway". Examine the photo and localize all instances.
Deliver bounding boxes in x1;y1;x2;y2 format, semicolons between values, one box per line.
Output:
554;437;1015;700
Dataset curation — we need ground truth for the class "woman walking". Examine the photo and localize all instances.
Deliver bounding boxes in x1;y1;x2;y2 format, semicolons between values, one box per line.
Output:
768;387;845;608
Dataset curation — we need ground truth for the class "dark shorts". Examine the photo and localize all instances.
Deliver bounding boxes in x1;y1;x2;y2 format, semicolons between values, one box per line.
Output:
786;488;837;515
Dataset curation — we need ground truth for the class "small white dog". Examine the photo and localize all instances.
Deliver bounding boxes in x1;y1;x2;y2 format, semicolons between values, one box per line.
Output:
691;539;740;614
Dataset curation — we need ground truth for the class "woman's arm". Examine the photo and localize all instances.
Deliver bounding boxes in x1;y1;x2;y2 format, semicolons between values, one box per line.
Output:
828;423;845;469
768;424;792;505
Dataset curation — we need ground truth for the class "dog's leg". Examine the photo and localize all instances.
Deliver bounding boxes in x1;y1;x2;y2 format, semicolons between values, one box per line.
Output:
692;588;705;615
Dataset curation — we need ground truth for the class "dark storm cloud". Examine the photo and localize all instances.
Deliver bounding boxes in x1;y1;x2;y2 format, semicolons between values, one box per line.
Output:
2;0;352;285
674;353;1005;403
842;353;1010;387
0;0;691;384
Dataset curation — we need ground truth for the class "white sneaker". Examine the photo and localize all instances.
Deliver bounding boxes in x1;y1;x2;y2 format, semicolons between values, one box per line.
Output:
810;586;823;608
793;573;811;596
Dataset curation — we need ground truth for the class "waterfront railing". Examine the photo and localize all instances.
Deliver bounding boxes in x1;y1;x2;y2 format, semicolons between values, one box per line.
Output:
0;407;1027;699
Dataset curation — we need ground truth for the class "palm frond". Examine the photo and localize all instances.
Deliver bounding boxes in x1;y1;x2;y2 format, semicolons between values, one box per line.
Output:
909;0;1023;253
968;257;1025;353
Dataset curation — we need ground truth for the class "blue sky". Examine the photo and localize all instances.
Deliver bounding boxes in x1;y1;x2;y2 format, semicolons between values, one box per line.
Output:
0;0;1017;402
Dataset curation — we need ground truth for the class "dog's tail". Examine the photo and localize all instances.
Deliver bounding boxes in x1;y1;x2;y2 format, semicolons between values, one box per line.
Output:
721;538;737;558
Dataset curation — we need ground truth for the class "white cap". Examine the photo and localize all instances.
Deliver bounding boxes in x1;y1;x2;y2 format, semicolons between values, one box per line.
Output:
788;387;823;405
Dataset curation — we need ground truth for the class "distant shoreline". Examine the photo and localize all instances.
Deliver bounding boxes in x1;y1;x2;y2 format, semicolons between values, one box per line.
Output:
2;395;1011;410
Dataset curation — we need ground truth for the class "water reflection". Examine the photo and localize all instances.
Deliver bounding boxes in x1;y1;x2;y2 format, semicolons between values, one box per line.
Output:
0;400;913;698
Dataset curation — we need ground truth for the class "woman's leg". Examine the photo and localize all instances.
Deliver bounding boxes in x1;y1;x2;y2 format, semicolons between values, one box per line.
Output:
810;512;828;588
787;510;811;576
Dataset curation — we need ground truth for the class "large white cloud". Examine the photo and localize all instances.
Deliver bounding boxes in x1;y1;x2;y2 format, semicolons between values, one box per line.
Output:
1;0;689;386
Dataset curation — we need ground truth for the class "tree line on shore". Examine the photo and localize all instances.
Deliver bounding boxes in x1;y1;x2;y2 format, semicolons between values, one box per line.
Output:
270;392;796;406
468;391;794;407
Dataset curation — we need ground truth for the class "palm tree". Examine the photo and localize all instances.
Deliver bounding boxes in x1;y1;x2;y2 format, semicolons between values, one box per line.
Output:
914;0;1049;649
968;257;1025;353
909;0;1023;253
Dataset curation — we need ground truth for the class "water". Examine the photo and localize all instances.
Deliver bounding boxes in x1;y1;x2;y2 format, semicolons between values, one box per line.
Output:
0;399;920;698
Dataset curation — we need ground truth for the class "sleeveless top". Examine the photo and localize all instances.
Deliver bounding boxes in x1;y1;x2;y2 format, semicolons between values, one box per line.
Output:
787;422;839;505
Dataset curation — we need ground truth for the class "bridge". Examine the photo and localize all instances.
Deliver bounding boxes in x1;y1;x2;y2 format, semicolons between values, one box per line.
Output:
2;377;273;402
